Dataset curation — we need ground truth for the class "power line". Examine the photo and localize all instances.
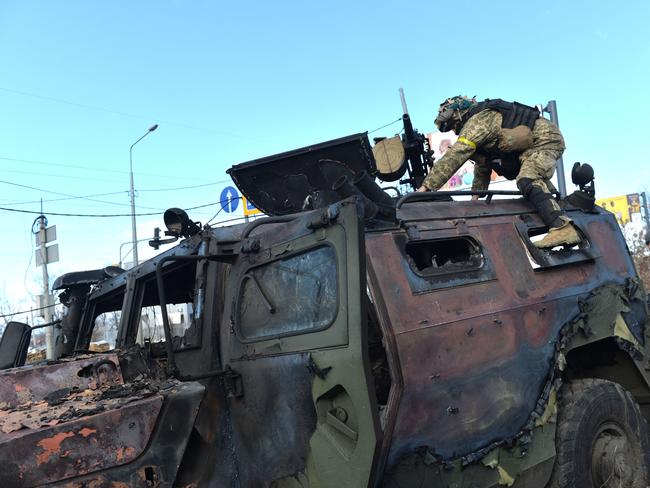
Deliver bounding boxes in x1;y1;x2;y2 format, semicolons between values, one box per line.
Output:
0;179;163;211
0;167;126;185
4;190;128;206
0;206;162;217
3;180;227;206
0;201;220;218
369;117;402;134
140;181;228;192
0;86;251;139
0;155;216;183
0;302;57;319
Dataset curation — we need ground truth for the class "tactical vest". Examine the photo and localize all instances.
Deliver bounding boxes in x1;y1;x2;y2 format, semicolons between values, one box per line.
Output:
462;99;541;180
463;99;540;130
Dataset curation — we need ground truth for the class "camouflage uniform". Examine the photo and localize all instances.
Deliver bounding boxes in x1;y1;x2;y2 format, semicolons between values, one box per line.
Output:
423;110;570;228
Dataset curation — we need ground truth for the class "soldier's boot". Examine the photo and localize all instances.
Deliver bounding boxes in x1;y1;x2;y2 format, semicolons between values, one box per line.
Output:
517;177;582;249
534;221;581;249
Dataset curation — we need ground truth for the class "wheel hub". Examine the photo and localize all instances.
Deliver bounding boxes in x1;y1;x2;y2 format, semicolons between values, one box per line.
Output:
591;424;635;486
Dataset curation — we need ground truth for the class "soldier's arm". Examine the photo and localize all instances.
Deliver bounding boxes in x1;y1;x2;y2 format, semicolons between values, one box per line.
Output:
421;141;475;190
420;111;500;191
471;159;492;192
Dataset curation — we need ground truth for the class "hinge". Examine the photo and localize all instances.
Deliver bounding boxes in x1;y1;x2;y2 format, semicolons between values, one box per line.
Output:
224;366;244;398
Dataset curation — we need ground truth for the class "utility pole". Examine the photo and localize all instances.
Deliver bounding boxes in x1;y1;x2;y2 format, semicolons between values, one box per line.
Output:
35;205;59;359
543;100;567;197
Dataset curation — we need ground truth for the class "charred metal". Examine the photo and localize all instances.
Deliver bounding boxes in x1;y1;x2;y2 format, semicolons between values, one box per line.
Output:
0;131;648;488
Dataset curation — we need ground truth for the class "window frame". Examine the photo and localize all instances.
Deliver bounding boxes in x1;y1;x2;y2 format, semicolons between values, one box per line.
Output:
514;221;598;270
128;260;204;351
234;243;340;344
79;288;127;351
394;233;496;294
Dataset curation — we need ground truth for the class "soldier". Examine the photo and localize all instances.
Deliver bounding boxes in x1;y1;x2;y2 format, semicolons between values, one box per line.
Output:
417;96;580;249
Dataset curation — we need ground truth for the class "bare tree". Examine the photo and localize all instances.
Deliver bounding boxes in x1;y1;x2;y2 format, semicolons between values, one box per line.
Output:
626;229;650;291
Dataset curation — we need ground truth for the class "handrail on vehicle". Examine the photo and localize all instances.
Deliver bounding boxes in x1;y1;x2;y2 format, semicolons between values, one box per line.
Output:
242;215;299;238
396;190;523;209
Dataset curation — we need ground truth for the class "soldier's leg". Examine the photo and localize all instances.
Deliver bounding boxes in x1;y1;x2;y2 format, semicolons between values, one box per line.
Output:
516;149;580;248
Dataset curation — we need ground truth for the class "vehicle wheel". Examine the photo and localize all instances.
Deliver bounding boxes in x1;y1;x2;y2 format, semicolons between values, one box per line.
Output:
547;378;650;488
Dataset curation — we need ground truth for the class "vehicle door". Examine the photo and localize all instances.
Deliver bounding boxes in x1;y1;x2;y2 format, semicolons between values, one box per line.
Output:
221;199;381;488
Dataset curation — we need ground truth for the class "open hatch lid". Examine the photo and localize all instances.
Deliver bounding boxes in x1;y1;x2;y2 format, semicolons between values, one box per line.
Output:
227;133;375;216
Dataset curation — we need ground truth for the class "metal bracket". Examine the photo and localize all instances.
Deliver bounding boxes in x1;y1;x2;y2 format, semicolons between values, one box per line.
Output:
224;366;244;399
307;203;340;230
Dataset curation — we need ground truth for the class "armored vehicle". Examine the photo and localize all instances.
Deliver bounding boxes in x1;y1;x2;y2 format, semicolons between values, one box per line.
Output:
0;128;649;488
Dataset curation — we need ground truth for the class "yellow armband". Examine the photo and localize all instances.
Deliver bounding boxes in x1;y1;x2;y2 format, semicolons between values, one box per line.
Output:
457;136;477;149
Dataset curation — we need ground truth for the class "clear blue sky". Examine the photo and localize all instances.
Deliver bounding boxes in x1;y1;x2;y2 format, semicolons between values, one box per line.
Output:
0;0;649;313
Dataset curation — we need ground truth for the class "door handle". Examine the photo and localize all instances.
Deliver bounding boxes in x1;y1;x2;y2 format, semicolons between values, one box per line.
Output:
326;409;358;441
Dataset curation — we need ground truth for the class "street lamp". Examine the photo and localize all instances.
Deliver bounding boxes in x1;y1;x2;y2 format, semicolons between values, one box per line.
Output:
129;124;158;267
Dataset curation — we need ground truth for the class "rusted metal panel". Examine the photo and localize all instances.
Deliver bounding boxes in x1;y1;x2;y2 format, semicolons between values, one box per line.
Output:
47;382;205;488
396;198;537;222
0;395;162;486
0;354;123;409
384;301;573;463
366;200;637;469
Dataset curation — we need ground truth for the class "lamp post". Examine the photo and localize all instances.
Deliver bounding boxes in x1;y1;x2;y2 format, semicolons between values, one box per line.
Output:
129;124;158;267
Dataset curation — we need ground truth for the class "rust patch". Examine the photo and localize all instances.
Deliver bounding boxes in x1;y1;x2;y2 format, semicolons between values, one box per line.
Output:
79;427;97;437
115;446;135;462
36;431;75;464
14;383;31;404
0;354;124;410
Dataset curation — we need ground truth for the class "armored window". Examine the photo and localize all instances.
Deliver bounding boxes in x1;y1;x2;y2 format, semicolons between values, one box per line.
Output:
237;246;338;341
394;234;495;293
516;223;597;269
405;237;484;276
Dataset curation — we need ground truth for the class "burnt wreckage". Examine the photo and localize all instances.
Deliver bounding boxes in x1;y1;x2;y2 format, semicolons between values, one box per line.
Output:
0;114;649;488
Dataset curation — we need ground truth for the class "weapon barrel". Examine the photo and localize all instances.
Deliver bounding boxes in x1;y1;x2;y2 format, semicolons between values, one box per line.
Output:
402;114;416;142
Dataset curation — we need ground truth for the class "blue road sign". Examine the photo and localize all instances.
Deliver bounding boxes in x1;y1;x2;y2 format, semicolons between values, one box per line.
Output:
220;186;240;213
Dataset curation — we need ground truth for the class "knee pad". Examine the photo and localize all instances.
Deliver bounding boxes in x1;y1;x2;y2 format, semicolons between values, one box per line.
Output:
517;177;564;227
517;177;534;197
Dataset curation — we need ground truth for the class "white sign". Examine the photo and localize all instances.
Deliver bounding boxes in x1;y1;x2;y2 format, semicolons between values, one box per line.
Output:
36;244;59;266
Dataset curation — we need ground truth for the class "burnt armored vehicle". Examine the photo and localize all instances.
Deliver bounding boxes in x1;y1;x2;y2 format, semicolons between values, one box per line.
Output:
0;122;649;487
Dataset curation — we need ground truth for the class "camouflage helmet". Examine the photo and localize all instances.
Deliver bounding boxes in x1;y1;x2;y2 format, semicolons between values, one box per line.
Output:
435;95;478;133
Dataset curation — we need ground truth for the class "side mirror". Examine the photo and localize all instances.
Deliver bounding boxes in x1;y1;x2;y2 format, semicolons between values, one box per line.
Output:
0;322;32;369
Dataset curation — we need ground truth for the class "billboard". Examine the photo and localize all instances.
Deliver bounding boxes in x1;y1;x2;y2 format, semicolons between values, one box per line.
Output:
595;193;642;226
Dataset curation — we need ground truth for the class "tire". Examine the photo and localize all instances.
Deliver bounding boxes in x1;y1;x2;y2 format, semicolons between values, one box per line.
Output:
547;379;650;488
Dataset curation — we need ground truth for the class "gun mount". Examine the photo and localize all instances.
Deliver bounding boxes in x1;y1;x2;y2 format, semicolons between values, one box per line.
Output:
228;114;432;220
